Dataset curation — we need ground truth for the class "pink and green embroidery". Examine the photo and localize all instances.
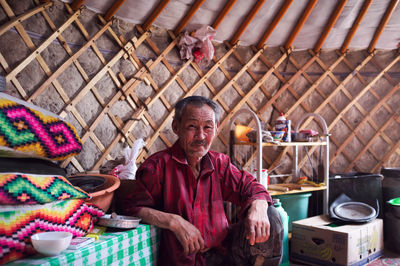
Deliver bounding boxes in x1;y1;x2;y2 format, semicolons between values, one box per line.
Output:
0;97;82;160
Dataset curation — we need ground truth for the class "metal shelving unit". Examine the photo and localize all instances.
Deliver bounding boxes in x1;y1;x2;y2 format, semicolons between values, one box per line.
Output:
229;109;330;214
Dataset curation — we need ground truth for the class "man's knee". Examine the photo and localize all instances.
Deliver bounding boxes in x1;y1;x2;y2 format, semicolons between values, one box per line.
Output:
267;205;284;257
268;206;284;239
249;206;284;265
228;205;284;265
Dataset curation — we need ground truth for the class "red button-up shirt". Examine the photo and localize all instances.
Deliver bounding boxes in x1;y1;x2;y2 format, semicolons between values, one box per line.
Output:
124;141;272;265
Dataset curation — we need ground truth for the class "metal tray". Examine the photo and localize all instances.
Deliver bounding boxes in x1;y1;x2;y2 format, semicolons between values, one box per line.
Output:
334;201;376;222
98;214;141;229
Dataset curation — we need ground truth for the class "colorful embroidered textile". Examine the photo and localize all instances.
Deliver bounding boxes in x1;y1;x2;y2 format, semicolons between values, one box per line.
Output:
0;93;82;160
0;199;104;264
0;173;90;205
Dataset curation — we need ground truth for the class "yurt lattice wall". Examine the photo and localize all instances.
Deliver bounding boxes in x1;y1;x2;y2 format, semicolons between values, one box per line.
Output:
0;0;399;179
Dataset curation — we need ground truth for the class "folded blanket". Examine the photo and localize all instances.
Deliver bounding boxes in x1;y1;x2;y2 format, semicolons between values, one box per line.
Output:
0;199;104;264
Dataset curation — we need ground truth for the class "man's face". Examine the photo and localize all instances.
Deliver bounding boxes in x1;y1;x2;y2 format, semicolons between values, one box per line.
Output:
172;104;218;161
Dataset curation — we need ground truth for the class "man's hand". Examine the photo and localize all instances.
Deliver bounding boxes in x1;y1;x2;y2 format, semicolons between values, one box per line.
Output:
170;215;206;255
245;199;270;245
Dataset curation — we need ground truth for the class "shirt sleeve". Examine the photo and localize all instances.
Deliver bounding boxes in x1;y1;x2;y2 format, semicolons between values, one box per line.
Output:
219;154;272;211
122;158;163;216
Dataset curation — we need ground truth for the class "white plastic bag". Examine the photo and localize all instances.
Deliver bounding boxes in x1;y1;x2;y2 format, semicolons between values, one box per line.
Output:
193;26;216;63
178;25;216;65
179;31;199;60
113;139;146;180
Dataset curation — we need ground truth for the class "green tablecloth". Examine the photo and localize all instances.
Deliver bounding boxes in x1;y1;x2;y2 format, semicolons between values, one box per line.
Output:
8;224;160;266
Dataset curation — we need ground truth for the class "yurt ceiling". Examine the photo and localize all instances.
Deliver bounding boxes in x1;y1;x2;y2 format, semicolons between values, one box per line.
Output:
0;0;399;176
62;0;400;51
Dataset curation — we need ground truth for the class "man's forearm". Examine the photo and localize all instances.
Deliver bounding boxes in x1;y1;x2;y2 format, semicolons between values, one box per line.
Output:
249;199;269;212
137;207;206;254
137;207;177;230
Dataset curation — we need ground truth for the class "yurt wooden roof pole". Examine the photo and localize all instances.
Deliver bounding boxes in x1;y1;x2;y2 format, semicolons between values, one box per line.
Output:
256;0;293;49
70;0;86;11
174;0;206;35
142;0;170;31
230;0;266;45
212;0;237;29
104;0;127;21
0;1;53;37
284;0;317;50
367;0;399;54
314;0;347;53
340;0;372;54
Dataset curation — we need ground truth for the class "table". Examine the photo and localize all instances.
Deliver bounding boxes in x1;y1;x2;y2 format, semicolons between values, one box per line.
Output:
7;225;160;266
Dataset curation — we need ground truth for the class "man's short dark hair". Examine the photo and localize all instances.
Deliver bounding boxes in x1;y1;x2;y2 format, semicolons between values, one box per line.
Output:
174;96;221;123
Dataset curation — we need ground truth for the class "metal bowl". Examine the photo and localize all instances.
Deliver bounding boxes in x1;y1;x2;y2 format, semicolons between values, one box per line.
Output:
97;214;141;229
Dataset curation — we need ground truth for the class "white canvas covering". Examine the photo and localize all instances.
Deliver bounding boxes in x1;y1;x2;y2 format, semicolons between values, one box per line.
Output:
63;0;400;50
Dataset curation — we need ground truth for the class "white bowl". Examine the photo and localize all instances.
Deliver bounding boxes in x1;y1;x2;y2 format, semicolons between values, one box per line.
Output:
31;231;73;256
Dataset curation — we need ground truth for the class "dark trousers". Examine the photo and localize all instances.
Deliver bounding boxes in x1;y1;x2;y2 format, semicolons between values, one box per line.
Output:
204;206;283;266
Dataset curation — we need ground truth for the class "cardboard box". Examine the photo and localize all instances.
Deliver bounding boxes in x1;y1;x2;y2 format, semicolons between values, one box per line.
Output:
291;215;383;266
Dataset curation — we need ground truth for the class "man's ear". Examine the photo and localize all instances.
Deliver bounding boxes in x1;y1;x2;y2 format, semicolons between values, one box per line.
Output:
172;119;179;134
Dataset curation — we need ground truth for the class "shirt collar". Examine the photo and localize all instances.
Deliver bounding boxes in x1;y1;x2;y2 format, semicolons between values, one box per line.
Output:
170;141;188;165
170;141;215;175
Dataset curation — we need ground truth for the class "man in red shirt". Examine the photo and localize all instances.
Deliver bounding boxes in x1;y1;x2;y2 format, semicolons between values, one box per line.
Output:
123;96;283;265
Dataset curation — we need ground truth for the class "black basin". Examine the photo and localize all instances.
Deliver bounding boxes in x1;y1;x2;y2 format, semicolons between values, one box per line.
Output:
68;175;106;193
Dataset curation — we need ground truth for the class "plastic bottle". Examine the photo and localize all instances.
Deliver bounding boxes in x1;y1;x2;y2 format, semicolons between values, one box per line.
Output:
284;120;291;142
274;198;289;266
260;169;269;188
275;113;291;142
251;169;269;188
275;113;287;131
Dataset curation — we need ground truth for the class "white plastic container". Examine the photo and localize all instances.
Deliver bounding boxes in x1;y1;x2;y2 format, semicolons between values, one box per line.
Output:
252;169;269;188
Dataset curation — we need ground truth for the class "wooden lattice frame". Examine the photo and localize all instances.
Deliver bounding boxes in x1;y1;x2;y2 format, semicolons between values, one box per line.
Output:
0;0;399;177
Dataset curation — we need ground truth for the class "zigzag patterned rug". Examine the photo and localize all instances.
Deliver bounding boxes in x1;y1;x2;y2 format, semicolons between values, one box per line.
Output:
0;94;82;160
0;199;104;264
